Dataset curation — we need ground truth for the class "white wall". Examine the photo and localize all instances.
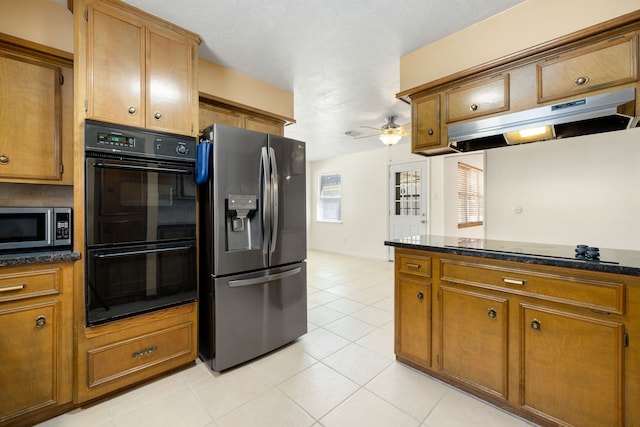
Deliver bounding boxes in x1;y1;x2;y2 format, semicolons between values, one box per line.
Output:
308;141;426;259
485;128;640;250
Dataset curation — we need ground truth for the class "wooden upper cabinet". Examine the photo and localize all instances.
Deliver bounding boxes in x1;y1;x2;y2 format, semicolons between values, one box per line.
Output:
146;28;193;134
86;1;197;136
0;53;61;181
446;74;509;123
537;33;638;103
199;102;241;134
198;101;285;137
411;93;442;151
244;115;283;136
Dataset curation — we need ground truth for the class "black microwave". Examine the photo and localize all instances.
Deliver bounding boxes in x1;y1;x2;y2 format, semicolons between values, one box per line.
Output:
0;207;72;252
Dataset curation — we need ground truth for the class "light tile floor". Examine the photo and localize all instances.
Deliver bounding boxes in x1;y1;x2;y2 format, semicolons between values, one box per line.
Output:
37;250;538;427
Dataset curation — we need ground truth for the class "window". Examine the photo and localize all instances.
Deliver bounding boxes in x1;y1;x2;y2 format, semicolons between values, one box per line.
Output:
457;162;484;228
394;169;422;216
317;173;341;222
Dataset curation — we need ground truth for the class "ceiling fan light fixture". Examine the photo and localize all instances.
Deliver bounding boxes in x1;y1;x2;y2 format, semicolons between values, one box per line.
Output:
379;133;402;145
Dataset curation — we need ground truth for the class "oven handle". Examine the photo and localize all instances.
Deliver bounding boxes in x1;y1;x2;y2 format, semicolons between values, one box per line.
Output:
94;245;193;258
227;266;302;288
93;163;193;174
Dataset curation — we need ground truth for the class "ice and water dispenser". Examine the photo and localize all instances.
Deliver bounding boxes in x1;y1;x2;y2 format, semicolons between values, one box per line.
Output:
225;194;259;250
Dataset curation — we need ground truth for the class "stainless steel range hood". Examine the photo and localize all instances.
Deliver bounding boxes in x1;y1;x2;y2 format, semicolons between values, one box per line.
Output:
448;88;636;153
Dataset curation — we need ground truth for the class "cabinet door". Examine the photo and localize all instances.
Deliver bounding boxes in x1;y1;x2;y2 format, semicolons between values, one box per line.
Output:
147;28;193;135
199;102;242;133
0;53;61;181
244;115;284;136
411;93;441;151
440;286;508;400
0;303;57;422
89;4;145;128
446;74;509;123
521;305;624;427
395;276;431;366
538;33;638;103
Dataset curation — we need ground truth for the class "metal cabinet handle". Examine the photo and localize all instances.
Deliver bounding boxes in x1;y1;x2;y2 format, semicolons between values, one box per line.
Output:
406;262;421;269
153;111;163;120
503;277;525;286
127;106;137;115
574;76;589;86
0;154;9;165
531;319;541;331
35;315;46;329
470;103;479;111
417;292;424;301
488;308;497;319
427;128;434;136
132;345;158;358
0;284;26;292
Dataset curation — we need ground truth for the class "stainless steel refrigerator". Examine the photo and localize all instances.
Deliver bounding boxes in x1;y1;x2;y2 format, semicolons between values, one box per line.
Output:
197;124;307;371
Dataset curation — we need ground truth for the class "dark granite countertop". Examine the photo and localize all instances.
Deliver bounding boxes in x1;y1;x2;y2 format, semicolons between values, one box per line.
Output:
0;250;81;268
385;235;640;276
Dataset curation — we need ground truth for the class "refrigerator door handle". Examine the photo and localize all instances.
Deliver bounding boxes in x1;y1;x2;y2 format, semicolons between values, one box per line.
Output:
261;147;271;263
269;147;279;254
227;266;302;288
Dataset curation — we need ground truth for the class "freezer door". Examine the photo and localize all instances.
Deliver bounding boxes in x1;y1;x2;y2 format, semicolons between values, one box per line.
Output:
205;125;270;276
268;135;307;266
209;263;307;371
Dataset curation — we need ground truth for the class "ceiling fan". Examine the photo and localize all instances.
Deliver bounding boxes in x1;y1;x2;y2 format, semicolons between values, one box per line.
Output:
352;115;411;145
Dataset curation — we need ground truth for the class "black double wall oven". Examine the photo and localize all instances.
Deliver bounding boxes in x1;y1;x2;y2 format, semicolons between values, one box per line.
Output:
84;120;197;326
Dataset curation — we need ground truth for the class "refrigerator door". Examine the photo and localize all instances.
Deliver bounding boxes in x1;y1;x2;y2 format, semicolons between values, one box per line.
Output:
204;125;270;276
268;135;307;267
206;262;307;371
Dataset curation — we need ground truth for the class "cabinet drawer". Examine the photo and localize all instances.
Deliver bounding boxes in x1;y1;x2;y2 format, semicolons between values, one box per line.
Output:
441;259;625;314
537;33;638;102
397;252;431;278
446;74;509;123
87;323;193;387
0;267;60;302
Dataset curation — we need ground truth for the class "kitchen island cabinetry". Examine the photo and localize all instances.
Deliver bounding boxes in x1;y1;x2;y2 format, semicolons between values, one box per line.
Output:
79;0;200;136
0;34;73;185
387;239;639;427
394;249;432;367
0;262;73;427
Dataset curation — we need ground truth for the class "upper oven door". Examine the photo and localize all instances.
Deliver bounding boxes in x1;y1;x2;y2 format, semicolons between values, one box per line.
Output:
86;155;196;246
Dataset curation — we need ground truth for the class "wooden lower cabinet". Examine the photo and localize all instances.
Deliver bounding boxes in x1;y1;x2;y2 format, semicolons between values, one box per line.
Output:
521;304;624;427
395;276;431;366
439;285;508;400
75;302;198;403
393;248;637;426
0;262;73;427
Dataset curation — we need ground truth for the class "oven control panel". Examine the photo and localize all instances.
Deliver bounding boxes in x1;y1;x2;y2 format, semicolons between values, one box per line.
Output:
85;119;196;162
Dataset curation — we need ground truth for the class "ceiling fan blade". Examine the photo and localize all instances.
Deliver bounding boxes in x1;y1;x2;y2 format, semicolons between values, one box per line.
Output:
360;126;383;132
353;133;379;139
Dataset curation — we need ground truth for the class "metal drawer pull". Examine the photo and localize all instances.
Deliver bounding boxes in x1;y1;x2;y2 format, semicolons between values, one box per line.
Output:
487;308;497;319
35;315;46;329
0;154;9;164
132;345;158;358
406;263;421;269
502;277;525;286
574;76;589;86
470;103;479;111
0;284;26;292
417;292;424;301
531;319;541;331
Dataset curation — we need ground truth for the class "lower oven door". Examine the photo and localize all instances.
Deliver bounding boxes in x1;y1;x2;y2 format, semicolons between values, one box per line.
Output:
86;241;196;326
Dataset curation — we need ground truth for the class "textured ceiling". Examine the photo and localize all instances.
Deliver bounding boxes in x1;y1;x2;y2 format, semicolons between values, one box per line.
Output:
124;0;523;161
